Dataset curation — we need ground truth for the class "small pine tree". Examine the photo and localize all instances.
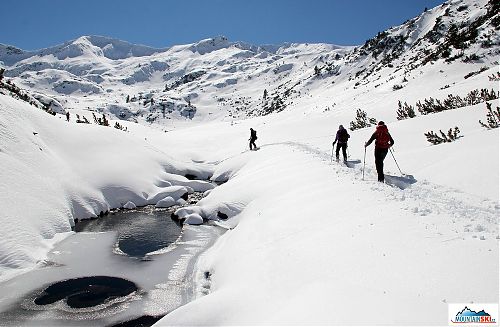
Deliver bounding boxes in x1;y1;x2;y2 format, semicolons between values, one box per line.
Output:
396;101;416;120
488;72;500;81
76;114;91;124
114;122;127;131
425;127;461;145
349;109;377;130
102;114;109;126
126;95;130;103
314;65;321;76
263;89;268;100
479;102;500;129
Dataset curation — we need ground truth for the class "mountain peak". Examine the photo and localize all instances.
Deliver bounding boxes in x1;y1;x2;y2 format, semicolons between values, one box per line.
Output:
189;36;231;54
68;35;165;60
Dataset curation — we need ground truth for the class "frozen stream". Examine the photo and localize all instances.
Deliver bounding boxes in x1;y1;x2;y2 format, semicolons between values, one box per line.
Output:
0;194;225;326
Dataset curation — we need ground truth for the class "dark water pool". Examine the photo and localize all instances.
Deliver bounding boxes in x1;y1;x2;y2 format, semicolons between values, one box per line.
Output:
34;276;137;309
75;206;182;258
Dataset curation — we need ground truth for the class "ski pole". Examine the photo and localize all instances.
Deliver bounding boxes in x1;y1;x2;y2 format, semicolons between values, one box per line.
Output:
389;147;404;175
362;145;367;180
331;145;334;163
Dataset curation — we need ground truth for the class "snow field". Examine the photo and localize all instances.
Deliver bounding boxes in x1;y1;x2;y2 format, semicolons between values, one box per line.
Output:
146;98;498;325
0;94;215;280
156;138;498;325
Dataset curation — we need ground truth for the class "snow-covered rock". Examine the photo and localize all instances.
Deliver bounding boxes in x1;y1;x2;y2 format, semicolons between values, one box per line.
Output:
148;185;188;204
122;201;136;209
184;213;204;225
155;196;176;208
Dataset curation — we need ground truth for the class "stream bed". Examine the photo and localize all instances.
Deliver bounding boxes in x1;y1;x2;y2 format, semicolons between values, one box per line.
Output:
0;192;224;326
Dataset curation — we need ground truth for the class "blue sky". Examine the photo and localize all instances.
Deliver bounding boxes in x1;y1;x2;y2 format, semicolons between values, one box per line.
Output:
2;0;445;50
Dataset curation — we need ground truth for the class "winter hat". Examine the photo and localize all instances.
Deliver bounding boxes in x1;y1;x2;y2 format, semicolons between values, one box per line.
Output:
378;121;385;126
339;124;344;129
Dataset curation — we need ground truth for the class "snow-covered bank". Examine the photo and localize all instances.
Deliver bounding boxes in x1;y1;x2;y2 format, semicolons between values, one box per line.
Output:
0;94;214;280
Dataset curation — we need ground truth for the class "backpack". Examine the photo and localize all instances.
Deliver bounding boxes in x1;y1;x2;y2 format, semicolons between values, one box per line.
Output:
338;128;350;143
375;125;391;149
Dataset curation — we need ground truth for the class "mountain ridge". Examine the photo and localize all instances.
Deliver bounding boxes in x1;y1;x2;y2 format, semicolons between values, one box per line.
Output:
0;0;497;125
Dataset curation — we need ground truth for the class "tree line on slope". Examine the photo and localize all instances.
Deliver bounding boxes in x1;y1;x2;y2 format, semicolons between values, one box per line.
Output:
396;88;498;119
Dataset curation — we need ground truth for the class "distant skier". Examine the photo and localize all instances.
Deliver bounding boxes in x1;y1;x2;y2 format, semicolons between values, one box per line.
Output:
66;112;70;122
365;121;395;182
249;128;258;150
332;124;350;162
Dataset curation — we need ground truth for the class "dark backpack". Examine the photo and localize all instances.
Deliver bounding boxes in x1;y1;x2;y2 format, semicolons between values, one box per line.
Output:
338;129;350;143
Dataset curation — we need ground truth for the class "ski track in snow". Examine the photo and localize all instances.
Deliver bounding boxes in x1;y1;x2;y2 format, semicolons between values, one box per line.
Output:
266;141;499;238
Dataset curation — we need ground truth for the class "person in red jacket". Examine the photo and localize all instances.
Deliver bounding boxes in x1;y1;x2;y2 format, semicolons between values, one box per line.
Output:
365;121;395;182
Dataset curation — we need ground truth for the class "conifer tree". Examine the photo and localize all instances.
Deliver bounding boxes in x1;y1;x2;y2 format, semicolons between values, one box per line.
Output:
349;109;377;130
425;127;461;144
314;66;321;76
396;101;416;120
479;102;500;129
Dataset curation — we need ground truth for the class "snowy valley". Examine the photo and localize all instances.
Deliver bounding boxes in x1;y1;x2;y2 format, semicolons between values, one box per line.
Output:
0;0;498;325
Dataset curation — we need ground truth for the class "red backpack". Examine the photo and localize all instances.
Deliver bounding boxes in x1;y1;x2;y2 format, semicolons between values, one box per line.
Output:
375;125;391;149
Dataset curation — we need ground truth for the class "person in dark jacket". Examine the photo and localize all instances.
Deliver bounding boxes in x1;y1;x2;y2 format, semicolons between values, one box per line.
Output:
332;125;350;162
249;128;257;150
365;121;395;182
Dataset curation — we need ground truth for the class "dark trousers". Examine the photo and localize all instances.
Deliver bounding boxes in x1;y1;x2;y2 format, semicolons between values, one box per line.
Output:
336;143;347;161
374;148;388;182
249;139;257;150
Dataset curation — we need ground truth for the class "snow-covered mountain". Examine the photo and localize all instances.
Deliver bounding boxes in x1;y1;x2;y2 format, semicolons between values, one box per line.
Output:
0;0;498;127
0;0;498;325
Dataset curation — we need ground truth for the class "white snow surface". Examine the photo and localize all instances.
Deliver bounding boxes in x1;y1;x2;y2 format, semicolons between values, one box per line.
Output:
0;0;498;324
0;94;213;279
